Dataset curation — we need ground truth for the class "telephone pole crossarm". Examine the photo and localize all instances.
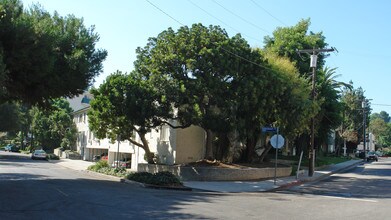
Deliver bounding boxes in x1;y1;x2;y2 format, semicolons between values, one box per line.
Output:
297;48;335;54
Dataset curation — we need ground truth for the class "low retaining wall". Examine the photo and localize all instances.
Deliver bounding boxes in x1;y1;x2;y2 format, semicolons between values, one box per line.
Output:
137;164;292;181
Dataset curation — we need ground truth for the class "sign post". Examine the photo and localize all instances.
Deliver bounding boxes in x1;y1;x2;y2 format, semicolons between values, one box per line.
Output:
270;128;285;185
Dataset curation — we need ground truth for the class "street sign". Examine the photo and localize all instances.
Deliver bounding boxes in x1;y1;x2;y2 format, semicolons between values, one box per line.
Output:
262;127;277;133
270;134;285;149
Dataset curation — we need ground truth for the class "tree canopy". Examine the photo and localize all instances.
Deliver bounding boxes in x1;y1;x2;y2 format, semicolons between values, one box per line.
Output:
132;23;314;161
88;71;173;163
0;0;107;105
30;99;77;151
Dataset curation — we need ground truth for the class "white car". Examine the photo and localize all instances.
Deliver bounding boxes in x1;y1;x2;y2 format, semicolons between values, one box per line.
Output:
31;149;47;160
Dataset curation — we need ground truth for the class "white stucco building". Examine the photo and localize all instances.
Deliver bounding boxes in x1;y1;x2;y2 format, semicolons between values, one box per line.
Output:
68;92;205;170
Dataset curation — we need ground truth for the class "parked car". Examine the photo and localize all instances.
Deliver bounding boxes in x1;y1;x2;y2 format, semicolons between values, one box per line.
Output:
31;149;47;160
100;152;108;161
111;160;131;168
4;144;19;152
366;151;378;162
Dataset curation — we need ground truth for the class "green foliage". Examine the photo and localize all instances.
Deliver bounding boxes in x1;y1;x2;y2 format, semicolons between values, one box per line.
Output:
0;0;107;105
88;71;172;163
30;98;77;151
46;153;59;160
315;67;349;145
371;111;390;123
98;167;128;177
87;160;109;171
340;85;367;144
0;102;20;132
264;18;327;75
127;171;182;186
87;160;128;177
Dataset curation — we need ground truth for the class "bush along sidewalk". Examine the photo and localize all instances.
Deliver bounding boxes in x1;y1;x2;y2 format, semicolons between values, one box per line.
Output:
87;160;183;187
87;160;128;177
127;171;183;187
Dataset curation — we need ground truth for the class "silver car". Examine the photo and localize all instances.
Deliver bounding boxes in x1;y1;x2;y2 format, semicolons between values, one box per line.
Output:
31;150;47;160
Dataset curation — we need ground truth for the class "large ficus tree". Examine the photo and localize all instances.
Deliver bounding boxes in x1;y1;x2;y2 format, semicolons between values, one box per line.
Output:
88;71;174;164
0;0;107;105
134;23;247;159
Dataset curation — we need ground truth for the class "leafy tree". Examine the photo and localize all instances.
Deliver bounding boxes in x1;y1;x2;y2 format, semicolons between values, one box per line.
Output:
263;19;353;156
369;118;387;146
0;102;20;132
371;111;390;123
338;85;369;153
0;0;107;105
234;51;314;162
135;23;245;159
315;67;351;149
88;71;173;164
30;99;77;151
134;23;318;162
264;18;327;76
382;123;391;147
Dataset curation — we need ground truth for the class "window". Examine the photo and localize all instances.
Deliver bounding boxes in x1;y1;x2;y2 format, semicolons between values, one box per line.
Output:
160;125;169;142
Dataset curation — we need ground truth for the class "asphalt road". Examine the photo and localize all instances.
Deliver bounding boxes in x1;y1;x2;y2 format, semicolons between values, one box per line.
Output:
1;151;391;220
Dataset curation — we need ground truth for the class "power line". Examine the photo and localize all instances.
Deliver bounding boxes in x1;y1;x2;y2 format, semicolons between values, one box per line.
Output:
187;0;262;44
249;0;287;26
372;103;391;107
145;0;184;26
211;0;270;34
145;0;274;72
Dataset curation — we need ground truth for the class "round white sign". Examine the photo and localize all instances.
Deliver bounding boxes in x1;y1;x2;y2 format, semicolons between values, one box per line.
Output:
270;134;285;149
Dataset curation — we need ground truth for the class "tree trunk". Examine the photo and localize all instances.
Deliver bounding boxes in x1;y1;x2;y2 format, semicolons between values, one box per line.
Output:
245;134;256;162
259;143;272;162
225;131;239;163
204;129;215;160
139;132;155;164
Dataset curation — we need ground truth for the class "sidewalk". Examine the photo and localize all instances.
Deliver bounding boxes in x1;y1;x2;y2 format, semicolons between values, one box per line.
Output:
50;158;363;193
49;158;95;171
183;159;363;193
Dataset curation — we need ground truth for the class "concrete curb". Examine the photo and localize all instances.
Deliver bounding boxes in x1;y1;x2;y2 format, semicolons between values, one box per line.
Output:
269;160;363;191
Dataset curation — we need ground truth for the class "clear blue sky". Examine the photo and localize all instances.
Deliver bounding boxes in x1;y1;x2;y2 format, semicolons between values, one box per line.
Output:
22;0;391;113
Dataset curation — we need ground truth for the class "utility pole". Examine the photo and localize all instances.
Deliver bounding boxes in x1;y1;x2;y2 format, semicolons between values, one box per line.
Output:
362;100;367;159
297;47;335;177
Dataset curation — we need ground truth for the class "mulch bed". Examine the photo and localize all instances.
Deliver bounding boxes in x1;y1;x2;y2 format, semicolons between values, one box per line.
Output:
183;159;290;169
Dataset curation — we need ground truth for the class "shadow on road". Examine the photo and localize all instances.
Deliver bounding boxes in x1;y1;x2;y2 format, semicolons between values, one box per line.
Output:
0;153;221;219
281;160;391;199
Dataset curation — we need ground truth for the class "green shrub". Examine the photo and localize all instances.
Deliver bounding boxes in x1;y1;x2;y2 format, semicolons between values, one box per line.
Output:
87;161;128;177
88;160;109;171
127;171;182;186
46;153;60;160
127;172;154;183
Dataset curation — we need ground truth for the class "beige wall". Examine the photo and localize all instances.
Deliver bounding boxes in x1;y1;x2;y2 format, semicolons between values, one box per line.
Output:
73;109;206;167
175;126;205;164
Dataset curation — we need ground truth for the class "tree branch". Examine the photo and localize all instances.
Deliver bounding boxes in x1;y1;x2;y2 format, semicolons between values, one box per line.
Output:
162;120;191;129
127;138;144;149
